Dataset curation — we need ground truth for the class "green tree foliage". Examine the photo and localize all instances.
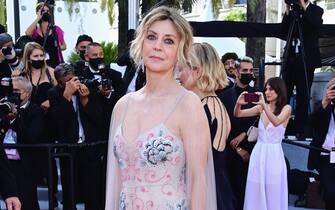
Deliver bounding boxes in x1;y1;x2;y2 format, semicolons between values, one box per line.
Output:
100;41;118;64
142;0;222;18
0;0;6;27
66;51;80;64
223;9;246;21
67;41;118;64
100;0;115;26
63;0;115;26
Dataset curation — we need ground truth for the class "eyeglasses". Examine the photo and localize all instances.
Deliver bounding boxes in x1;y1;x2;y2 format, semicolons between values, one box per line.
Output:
224;60;236;66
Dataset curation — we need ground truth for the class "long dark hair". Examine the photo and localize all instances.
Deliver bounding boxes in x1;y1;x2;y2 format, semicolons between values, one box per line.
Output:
264;77;287;116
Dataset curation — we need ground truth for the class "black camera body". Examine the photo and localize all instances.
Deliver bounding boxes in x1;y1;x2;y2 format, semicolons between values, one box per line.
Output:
79;77;100;92
98;64;113;91
0;78;21;118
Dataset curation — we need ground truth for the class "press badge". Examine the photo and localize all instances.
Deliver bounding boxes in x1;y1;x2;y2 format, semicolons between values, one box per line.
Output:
330;147;335;164
45;53;50;61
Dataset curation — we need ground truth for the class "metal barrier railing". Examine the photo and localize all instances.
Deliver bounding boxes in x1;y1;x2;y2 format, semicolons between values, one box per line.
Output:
283;138;329;153
1;139;329;209
1;141;108;210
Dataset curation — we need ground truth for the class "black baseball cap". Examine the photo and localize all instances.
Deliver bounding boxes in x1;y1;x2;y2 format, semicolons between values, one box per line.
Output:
76;34;93;47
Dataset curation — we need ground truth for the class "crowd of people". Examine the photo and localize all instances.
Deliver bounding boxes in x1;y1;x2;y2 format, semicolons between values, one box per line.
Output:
1;1;334;210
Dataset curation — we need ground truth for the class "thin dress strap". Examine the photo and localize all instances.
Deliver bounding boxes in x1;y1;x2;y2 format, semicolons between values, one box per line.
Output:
121;94;132;126
162;90;187;124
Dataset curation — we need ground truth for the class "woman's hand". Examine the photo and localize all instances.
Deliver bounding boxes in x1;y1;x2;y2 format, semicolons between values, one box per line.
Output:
36;8;43;21
40;100;50;111
253;92;266;107
230;132;246;149
236;91;248;105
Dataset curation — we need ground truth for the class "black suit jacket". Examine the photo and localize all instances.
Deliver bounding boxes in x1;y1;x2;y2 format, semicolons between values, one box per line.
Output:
282;3;324;70
219;85;258;154
81;66;126;140
0;147;17;199
48;86;104;143
0;101;44;200
307;103;333;170
117;50;146;91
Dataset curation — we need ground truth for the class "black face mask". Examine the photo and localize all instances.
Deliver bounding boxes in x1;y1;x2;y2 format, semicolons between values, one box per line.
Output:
89;58;104;70
41;13;51;22
30;59;45;69
79;50;86;60
240;73;253;85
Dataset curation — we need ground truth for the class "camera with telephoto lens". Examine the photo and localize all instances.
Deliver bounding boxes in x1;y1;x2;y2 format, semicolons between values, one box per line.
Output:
78;63;112;92
0;78;21;119
98;63;113;91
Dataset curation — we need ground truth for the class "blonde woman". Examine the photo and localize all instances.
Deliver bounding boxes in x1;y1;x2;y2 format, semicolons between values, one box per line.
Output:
177;42;234;210
22;42;56;110
105;6;217;210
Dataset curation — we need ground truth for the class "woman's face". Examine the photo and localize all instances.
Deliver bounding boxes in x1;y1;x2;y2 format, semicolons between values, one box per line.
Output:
264;84;278;102
29;49;44;61
142;19;180;74
176;65;197;90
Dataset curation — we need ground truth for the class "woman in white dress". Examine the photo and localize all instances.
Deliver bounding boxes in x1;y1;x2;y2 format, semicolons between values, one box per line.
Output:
234;77;291;210
105;6;217;210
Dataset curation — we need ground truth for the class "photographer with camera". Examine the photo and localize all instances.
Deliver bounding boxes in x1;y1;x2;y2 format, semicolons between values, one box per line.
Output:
81;43;125;136
48;63;105;210
72;34;93;77
25;2;66;68
1;76;44;210
307;77;335;210
281;0;323;139
0;33;24;91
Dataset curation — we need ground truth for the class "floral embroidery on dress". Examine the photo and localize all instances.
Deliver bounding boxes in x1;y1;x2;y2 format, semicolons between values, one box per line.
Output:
113;141;125;168
166;199;188;210
175;199;188;210
119;192;126;210
142;131;174;165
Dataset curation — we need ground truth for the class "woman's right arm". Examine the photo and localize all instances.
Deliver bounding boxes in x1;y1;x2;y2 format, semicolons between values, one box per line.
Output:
25;11;42;36
234;92;262;118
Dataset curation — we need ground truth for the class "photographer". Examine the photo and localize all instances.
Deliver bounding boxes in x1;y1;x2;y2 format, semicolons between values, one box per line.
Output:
72;34;93;76
81;43;125;136
0;33;24;88
48;63;105;210
1;76;44;210
25;2;66;68
307;78;335;210
0;147;21;210
281;0;323;138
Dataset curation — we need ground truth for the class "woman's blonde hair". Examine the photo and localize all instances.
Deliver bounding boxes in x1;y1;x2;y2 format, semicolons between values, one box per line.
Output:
130;6;193;69
22;42;48;79
193;42;228;93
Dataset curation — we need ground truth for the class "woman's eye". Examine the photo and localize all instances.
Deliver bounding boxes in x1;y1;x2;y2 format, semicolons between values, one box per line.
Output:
147;34;156;40
164;39;174;45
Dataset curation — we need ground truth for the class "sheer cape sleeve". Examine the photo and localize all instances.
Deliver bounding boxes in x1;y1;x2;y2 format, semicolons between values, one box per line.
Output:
182;92;217;210
105;96;126;210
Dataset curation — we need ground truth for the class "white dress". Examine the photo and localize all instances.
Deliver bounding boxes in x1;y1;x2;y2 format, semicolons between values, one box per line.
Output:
243;113;288;210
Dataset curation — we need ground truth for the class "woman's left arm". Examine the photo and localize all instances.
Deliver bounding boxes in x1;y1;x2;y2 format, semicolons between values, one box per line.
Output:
55;26;67;50
180;93;215;210
257;93;291;126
